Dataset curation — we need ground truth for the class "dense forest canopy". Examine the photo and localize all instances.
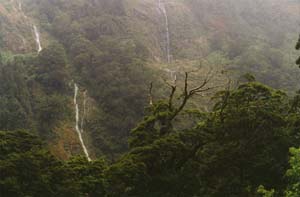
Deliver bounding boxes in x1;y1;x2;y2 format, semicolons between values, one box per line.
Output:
1;0;300;196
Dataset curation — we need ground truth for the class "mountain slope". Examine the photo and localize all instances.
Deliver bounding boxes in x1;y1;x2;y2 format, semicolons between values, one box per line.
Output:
0;0;299;160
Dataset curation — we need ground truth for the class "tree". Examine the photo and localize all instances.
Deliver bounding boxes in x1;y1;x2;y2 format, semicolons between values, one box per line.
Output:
257;148;300;197
64;157;107;197
35;94;70;138
200;82;291;196
130;71;217;148
0;131;79;197
106;71;218;196
284;147;300;197
0;58;32;131
126;80;294;196
36;42;69;94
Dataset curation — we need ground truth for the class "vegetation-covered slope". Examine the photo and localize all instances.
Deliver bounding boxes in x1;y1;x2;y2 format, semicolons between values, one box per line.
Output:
2;79;300;196
2;0;300;196
0;0;300;164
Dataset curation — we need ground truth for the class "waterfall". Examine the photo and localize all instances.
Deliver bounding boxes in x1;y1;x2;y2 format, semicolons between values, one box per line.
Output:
158;0;177;82
18;1;22;11
164;68;177;83
74;84;91;161
158;0;171;63
81;91;87;133
33;25;42;53
17;0;42;53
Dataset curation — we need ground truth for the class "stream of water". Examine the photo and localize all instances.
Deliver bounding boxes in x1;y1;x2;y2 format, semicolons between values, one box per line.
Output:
18;0;42;54
33;25;42;53
158;0;171;63
74;84;91;161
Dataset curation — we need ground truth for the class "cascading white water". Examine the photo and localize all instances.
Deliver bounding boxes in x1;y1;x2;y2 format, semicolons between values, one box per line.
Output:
80;91;87;134
158;0;171;63
74;84;91;161
17;1;42;53
33;25;42;53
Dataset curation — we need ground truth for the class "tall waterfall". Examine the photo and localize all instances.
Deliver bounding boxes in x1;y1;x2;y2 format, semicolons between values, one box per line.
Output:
158;0;171;63
81;91;87;133
18;1;42;54
74;84;91;161
33;25;42;53
158;0;176;82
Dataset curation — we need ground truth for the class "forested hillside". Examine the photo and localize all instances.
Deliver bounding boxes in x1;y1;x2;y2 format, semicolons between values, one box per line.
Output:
1;0;300;196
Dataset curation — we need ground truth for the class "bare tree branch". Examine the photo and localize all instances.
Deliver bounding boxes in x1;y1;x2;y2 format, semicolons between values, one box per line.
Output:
154;68;224;136
163;78;177;109
169;70;222;120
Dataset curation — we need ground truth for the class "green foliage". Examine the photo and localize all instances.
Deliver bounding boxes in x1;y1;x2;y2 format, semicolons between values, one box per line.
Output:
64;157;107;197
35;94;70;137
36;42;69;94
105;156;149;196
0;131;78;197
108;81;296;196
257;185;275;197
68;35;155;156
0;58;33;131
1;1;300;196
205;82;290;195
0;131;109;197
0;44;73;139
129;101;170;148
1;80;300;196
25;0;157;156
20;0;300;158
285;147;300;197
257;147;300;197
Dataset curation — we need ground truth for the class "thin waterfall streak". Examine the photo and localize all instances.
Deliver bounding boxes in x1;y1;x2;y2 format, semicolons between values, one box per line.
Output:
16;0;41;53
74;84;91;161
33;25;42;53
81;91;87;133
158;0;171;63
159;0;177;81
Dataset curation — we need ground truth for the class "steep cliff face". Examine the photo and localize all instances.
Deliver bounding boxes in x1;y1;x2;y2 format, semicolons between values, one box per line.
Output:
1;0;300;160
0;0;299;60
3;0;299;65
125;0;300;62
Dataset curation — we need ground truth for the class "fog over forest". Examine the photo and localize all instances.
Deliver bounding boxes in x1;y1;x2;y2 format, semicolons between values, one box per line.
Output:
1;0;300;196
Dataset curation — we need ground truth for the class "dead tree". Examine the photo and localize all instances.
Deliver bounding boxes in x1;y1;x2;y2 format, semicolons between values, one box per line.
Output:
150;70;221;136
